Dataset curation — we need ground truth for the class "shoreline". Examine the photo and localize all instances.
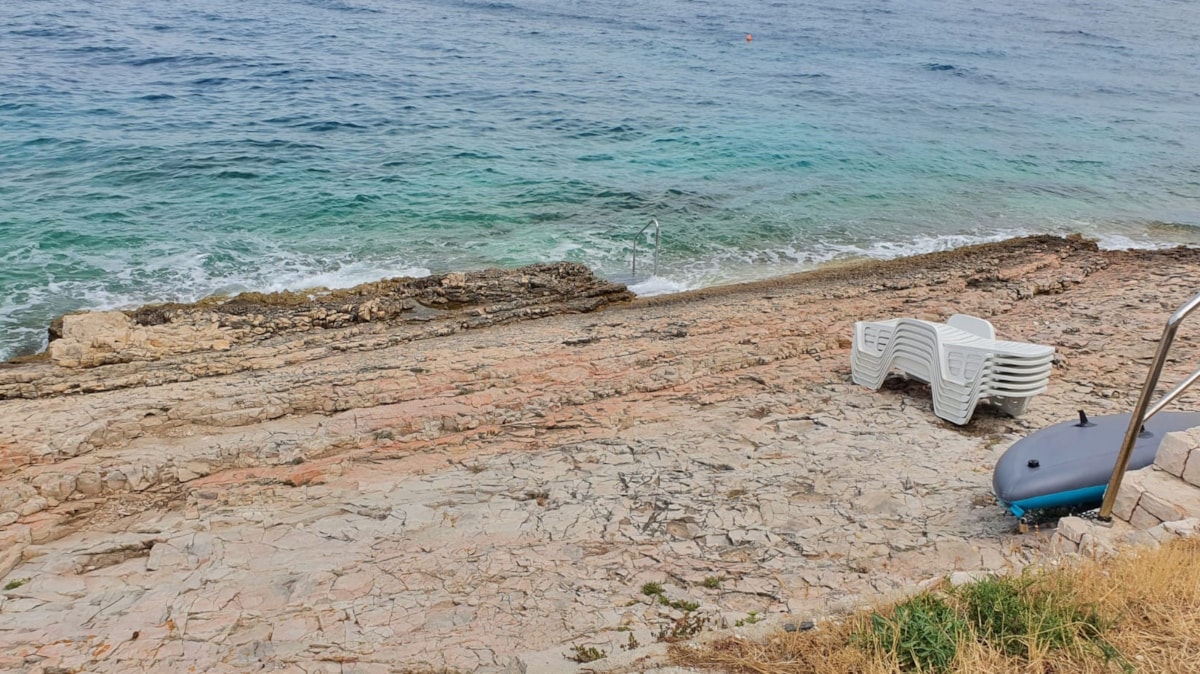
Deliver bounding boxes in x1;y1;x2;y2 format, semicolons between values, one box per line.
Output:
1;231;1190;366
4;235;1200;672
0;233;1109;367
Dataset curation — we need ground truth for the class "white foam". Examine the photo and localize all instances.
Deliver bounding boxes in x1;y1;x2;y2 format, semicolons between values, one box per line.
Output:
807;230;1038;264
622;229;1040;298
6;224;1197;362
542;241;585;261
261;262;432;293
1093;233;1186;251
628;275;695;297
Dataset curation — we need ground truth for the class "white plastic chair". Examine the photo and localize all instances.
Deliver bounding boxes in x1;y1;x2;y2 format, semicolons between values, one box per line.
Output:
850;315;1054;425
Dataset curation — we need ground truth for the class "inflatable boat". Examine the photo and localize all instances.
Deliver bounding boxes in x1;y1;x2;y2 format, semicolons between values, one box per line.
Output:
992;285;1200;529
993;410;1200;518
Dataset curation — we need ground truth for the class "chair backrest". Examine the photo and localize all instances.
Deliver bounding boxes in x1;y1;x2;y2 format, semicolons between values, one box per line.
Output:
857;321;896;354
946;314;995;339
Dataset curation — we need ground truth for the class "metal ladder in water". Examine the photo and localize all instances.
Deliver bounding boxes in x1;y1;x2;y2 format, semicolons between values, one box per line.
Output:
1100;289;1200;519
630;218;660;278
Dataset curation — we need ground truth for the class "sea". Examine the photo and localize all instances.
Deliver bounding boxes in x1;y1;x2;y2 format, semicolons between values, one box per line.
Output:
3;0;1200;361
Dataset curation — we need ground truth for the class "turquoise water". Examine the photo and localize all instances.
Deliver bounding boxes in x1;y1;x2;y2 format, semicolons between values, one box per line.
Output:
3;0;1200;360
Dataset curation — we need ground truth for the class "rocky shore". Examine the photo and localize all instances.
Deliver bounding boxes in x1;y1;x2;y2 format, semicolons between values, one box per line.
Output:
4;235;1200;673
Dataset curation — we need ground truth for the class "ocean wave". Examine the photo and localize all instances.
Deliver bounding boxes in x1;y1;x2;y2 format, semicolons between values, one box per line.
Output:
129;55;230;68
628;276;695;297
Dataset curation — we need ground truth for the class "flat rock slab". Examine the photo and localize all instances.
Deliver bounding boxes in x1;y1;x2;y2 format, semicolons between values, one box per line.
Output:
5;237;1200;672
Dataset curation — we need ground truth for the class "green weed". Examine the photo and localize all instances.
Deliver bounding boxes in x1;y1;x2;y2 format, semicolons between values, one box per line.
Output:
735;610;763;627
566;645;606;663
641;581;664;597
860;593;964;673
659;596;700;612
623;632;641;651
657;613;709;642
959;573;1119;665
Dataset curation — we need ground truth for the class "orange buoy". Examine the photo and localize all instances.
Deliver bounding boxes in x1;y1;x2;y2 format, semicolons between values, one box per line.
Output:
746;33;753;42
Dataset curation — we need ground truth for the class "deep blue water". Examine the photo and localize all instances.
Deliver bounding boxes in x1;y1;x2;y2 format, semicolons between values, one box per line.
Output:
3;0;1200;359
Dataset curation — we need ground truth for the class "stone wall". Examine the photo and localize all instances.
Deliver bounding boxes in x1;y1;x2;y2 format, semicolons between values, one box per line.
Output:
1053;426;1200;555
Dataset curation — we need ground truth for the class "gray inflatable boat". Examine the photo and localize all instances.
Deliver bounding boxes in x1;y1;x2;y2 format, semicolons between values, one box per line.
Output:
992;410;1200;518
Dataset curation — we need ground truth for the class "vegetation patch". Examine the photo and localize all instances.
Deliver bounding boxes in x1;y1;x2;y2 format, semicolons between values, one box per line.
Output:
660;596;701;612
658;613;709;642
735;610;764;627
860;594;964;673
567;645;606;663
672;538;1200;673
958;573;1110;660
641;581;665;597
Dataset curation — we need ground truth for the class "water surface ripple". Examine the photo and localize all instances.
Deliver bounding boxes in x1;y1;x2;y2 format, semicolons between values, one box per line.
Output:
2;0;1200;358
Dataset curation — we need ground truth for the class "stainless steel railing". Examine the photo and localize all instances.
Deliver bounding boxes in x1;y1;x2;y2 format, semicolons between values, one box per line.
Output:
631;218;660;278
1099;289;1200;520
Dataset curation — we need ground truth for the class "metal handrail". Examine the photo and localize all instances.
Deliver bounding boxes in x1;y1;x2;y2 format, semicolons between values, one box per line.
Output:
631;218;660;277
1099;289;1200;520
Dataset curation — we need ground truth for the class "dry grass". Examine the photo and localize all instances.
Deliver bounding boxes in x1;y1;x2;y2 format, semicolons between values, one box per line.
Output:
1089;537;1200;673
671;538;1200;674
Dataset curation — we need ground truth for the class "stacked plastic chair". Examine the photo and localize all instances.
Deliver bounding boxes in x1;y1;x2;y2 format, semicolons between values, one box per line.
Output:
851;314;1055;425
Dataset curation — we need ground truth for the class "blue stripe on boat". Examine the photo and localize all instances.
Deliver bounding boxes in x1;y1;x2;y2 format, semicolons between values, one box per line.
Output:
1004;484;1108;518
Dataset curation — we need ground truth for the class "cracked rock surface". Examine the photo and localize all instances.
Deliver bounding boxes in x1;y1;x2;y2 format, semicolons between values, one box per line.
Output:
4;236;1200;672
